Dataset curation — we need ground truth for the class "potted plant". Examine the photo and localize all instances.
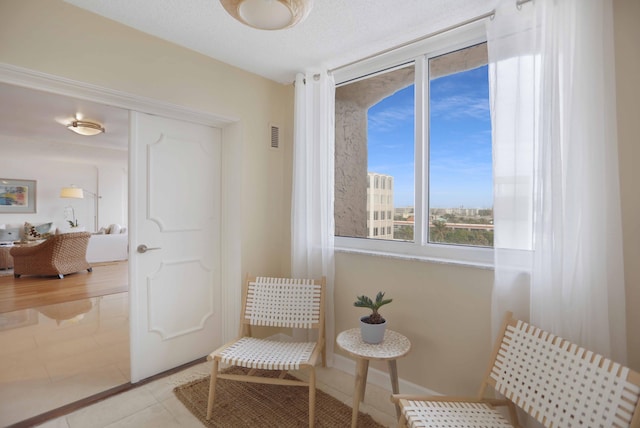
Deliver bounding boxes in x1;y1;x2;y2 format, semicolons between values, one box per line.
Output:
354;292;392;344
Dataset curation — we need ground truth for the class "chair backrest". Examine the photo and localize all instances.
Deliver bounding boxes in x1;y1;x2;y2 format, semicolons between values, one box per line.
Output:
483;312;640;428
51;232;91;257
241;276;325;332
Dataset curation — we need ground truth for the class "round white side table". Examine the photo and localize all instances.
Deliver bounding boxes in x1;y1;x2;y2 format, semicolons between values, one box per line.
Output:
336;328;411;428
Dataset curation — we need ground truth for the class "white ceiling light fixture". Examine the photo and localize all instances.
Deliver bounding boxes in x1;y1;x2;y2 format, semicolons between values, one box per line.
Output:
219;0;313;30
66;119;105;136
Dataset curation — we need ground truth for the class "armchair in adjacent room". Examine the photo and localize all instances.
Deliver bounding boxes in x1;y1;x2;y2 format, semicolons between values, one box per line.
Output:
10;232;93;279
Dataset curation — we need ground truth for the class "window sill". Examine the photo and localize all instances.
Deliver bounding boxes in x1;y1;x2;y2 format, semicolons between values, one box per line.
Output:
334;238;494;270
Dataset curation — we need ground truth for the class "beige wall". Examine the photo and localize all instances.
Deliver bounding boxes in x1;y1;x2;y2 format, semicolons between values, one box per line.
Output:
1;0;637;398
335;253;494;394
614;0;640;373
0;0;294;279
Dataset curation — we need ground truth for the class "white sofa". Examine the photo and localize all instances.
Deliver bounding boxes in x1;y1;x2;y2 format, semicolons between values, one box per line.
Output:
86;232;129;263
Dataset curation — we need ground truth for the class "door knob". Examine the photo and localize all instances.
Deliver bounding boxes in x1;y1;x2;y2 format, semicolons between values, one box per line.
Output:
137;244;161;253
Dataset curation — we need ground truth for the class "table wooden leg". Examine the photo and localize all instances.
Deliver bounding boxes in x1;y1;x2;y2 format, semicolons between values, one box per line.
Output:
388;359;401;419
352;358;369;428
360;359;369;402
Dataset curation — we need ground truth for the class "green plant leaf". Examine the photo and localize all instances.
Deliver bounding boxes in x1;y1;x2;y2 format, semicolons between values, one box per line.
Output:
354;292;392;313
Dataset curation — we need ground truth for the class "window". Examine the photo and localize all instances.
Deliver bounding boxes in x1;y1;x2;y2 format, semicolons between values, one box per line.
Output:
427;46;493;247
334;24;493;266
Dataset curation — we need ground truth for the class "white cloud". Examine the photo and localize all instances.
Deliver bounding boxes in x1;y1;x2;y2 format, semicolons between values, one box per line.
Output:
430;94;489;120
368;105;414;132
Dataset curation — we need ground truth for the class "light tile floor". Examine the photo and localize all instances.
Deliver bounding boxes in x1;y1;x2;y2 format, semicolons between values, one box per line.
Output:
1;291;397;427
35;361;397;428
0;293;130;427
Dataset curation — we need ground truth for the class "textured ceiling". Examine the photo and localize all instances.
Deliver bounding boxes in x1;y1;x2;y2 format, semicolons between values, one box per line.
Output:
63;0;496;84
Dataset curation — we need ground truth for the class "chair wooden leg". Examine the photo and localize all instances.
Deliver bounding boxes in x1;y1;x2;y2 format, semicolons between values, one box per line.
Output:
206;359;219;420
309;368;316;428
397;413;408;428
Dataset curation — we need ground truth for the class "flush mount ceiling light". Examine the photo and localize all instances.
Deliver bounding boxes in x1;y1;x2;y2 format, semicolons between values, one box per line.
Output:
220;0;313;30
66;120;105;136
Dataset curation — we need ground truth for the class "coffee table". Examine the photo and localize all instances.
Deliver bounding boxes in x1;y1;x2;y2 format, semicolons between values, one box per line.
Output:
336;328;411;428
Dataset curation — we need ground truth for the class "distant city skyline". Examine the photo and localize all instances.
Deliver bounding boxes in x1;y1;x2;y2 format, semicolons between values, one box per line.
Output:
367;64;493;209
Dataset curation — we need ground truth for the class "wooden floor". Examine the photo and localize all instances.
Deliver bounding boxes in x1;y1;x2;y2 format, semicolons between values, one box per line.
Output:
0;261;128;314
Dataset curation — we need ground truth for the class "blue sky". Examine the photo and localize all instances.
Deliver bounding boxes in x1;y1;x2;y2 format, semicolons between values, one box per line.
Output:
367;65;493;209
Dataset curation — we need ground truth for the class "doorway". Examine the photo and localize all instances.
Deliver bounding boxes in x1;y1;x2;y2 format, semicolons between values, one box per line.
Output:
0;64;242;425
0;81;131;425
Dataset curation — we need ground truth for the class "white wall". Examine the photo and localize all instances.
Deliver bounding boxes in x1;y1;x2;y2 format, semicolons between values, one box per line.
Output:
97;164;128;230
0;135;127;232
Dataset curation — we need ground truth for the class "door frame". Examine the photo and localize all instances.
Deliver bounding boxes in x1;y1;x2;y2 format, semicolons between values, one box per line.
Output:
0;61;243;350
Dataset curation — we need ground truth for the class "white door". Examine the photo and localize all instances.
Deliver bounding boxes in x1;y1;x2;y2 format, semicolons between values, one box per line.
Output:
129;111;222;382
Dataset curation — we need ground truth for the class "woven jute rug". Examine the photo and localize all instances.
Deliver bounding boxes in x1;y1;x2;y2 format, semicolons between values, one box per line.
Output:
174;366;385;427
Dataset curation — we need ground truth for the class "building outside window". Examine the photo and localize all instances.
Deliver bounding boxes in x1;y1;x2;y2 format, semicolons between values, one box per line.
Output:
364;172;394;240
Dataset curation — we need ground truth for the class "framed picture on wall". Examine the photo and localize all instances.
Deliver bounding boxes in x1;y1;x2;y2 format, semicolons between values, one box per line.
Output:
0;178;37;213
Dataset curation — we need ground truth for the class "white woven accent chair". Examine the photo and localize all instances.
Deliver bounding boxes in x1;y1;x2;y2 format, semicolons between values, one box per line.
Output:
392;312;640;428
206;275;326;427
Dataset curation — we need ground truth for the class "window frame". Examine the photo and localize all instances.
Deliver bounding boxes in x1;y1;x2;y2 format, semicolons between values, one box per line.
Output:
333;20;493;267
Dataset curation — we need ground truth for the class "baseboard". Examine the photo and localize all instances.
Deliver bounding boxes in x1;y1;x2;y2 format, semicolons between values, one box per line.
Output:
330;353;441;397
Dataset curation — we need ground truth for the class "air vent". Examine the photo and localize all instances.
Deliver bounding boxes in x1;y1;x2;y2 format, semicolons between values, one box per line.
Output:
270;124;280;150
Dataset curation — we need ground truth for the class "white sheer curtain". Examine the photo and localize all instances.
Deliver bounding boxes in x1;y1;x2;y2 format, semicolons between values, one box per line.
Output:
291;71;336;362
487;1;537;338
488;0;626;363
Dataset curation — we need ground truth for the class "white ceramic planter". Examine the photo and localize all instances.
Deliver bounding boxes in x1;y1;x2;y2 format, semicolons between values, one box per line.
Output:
359;316;387;344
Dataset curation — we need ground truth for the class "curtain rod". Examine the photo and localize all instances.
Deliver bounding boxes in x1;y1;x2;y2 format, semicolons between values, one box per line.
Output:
328;0;534;75
329;9;495;74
